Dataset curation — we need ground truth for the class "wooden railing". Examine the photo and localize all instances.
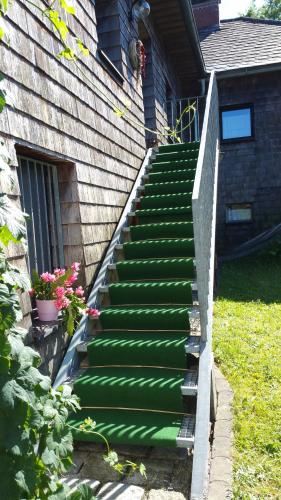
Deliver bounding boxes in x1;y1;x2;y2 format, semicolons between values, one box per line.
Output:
191;71;220;499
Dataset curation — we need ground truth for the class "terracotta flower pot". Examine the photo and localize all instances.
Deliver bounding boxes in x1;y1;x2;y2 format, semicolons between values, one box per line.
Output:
36;299;58;322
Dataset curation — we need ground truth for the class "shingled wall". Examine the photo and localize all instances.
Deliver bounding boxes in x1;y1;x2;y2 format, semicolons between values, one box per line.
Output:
0;0;179;336
216;71;281;254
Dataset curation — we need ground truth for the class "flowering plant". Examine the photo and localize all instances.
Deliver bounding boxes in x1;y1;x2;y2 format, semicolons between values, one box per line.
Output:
30;263;99;335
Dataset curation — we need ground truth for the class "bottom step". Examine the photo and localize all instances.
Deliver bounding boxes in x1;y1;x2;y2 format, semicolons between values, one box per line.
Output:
69;409;195;449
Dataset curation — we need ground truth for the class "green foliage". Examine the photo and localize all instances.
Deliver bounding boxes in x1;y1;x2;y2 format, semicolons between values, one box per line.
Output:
0;121;95;498
245;0;281;19
213;254;281;498
0;194;28;246
72;418;147;479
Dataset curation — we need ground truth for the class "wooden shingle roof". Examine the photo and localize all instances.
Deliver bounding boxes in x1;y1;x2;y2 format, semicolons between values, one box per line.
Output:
199;17;281;73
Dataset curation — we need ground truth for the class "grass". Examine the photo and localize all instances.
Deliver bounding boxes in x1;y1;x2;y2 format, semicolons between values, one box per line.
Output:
213;252;281;499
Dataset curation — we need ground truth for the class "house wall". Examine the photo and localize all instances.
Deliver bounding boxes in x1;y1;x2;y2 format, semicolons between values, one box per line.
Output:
216;71;281;254
0;0;182;339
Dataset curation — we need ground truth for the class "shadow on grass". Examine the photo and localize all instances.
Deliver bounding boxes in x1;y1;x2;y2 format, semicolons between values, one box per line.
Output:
217;252;281;304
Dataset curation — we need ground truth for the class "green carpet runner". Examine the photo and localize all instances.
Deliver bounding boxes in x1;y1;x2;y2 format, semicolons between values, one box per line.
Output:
69;141;200;448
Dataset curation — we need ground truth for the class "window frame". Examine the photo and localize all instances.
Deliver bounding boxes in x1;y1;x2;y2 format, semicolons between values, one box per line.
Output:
225;203;253;225
93;0;124;85
220;104;255;143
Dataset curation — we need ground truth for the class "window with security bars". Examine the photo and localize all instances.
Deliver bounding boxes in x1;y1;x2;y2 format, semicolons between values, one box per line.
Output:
17;157;65;275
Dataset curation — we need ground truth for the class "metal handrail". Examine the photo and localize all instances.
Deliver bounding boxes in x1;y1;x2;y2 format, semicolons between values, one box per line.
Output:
166;96;206;143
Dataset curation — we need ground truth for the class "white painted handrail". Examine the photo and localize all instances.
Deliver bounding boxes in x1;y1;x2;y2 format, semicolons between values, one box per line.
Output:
191;71;220;499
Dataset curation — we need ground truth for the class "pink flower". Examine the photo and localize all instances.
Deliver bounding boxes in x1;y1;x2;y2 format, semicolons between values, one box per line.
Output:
65;287;74;295
75;286;84;297
55;297;71;310
55;287;65;299
86;308;100;319
65;272;78;287
28;288;35;297
41;272;56;283
54;268;66;277
71;262;80;272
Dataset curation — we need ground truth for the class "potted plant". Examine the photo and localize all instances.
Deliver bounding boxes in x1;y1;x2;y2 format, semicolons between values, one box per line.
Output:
29;263;99;335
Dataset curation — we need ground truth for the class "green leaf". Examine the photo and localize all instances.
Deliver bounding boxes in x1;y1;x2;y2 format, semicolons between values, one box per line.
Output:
113;107;125;118
139;463;147;477
69;484;96;500
58;0;75;15
47;9;69;40
14;470;30;495
66;304;74;336
0;88;6;113
0;194;27;245
2;266;30;291
0;377;32;411
57;47;76;60
76;38;89;56
0;15;5;40
0;0;9;14
104;450;119;467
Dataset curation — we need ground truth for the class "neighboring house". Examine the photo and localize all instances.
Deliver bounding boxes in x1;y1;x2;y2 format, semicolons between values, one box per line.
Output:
193;0;281;253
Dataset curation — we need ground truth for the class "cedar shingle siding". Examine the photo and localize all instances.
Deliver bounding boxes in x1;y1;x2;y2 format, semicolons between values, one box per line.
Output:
0;0;182;329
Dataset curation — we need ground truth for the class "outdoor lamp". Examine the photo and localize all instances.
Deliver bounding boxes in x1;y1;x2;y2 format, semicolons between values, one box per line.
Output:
130;0;151;21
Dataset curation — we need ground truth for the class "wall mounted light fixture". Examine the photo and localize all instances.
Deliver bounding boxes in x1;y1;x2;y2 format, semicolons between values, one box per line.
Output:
129;0;150;22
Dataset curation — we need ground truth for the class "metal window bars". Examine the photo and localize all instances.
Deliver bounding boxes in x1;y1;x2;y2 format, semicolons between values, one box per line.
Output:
17;156;64;275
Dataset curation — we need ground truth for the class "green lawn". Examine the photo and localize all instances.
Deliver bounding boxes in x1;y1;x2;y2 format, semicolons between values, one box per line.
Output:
213;253;281;499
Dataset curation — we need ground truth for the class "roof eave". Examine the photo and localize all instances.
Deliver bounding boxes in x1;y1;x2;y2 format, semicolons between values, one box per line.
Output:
210;61;281;79
179;0;207;78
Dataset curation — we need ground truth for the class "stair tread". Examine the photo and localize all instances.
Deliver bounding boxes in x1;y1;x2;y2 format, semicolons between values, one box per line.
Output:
158;142;200;153
140;191;193;200
144;180;194;196
123;238;195;260
68;409;195;448
135;206;192;215
139;192;193;209
116;256;195;282
148;169;196;182
99;306;191;331
130;222;194;242
108;280;193;305
87;331;189;368
74;366;190;413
